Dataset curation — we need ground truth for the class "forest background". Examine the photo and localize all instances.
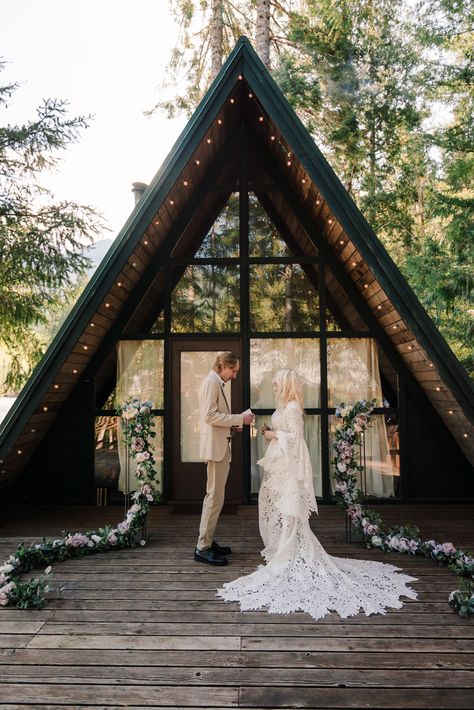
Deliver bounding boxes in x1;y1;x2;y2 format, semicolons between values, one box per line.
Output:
1;0;472;410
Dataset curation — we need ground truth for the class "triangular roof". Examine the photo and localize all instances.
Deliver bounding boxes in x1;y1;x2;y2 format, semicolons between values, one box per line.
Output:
1;36;472;488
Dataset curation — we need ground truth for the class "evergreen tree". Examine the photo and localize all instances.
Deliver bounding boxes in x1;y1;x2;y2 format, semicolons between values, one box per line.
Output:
0;66;102;389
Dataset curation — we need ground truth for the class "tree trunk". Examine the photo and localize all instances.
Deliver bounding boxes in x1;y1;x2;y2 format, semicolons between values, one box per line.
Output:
255;0;271;69
210;0;224;81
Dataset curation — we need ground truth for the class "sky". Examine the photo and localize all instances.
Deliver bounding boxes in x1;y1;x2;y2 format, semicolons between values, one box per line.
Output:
1;0;188;238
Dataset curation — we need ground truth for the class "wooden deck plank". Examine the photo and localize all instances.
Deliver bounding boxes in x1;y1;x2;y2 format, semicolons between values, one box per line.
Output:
0;503;472;709
0;665;473;687
0;685;239;706
1;648;473;669
239;687;474;708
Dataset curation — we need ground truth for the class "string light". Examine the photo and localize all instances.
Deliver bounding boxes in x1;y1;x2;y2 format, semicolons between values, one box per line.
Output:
328;218;333;224
302;178;306;183
230;98;235;104
448;410;454;415
73;369;78;374
195;159;200;166
105;303;110;308
83;345;88;350
42;406;48;412
17;450;22;455
117;282;122;287
287;160;292;167
206;138;212;144
377;305;382;310
339;239;344;245
248;92;253;98
169;200;174;205
144;240;148;245
259;116;264;122
183;180;188;186
53;384;59;389
238;74;243;80
217;119;222;125
270;135;275;141
435;386;441;391
351;261;356;266
464;433;469;438
364;284;368;288
90;323;95;327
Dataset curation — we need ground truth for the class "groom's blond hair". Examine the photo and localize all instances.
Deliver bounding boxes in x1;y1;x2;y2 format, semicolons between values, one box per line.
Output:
274;368;304;409
213;351;239;373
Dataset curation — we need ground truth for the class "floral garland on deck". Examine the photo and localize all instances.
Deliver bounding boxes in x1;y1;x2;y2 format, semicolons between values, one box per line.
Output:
0;398;159;609
332;399;474;618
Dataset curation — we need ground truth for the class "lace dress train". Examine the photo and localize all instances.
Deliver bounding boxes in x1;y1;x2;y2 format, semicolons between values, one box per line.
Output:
217;401;417;620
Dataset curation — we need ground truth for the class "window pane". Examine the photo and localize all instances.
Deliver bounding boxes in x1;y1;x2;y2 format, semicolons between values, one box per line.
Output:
171;265;240;333
251;415;321;497
194;193;239;258
329;414;399;499
180;351;232;463
249;193;290;256
150;311;164;334
249;193;317;257
250;263;319;332
94;415;164;498
117;340;164;409
250;337;320;408
328;338;383;407
325;269;368;331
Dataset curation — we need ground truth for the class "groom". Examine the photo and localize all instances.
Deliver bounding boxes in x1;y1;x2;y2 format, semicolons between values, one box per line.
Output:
194;351;253;566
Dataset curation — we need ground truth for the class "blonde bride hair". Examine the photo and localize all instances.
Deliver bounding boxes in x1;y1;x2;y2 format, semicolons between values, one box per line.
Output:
274;368;304;409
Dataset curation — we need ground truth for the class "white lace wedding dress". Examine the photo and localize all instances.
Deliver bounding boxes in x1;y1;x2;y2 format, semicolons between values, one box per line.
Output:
217;401;417;620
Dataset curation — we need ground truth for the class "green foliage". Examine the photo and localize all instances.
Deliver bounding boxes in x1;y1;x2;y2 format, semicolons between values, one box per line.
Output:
0;64;103;389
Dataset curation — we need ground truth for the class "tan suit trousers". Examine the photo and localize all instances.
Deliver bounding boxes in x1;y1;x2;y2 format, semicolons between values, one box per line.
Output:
197;448;231;550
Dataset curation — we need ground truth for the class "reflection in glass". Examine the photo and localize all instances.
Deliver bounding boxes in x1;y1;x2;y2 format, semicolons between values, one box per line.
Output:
250;263;319;332
180;351;232;462
325;269;368;331
94;415;121;489
94;415;164;496
327;338;382;407
329;414;398;498
171;265;240;333
250;338;320;408
326;308;342;331
251;415;322;497
150;310;165;334
117;340;164;409
194;193;240;258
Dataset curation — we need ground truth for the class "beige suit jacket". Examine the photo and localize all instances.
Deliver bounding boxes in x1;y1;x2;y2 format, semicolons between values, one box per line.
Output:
199;372;244;462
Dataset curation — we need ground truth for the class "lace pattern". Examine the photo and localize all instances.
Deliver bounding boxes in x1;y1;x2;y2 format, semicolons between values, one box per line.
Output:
217;401;417;620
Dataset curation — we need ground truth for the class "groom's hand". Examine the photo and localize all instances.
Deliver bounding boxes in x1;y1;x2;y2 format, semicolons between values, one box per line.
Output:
242;410;254;426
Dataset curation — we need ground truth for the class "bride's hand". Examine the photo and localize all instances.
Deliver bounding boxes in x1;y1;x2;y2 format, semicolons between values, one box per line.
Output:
263;429;277;441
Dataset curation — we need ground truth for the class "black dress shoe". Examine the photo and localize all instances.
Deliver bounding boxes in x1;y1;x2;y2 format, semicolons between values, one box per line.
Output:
194;547;228;566
212;540;232;555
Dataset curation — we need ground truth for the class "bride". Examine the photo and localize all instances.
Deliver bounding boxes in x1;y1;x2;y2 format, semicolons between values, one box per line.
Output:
217;368;417;620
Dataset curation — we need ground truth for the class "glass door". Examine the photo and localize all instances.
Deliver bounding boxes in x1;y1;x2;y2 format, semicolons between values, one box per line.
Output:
169;339;243;503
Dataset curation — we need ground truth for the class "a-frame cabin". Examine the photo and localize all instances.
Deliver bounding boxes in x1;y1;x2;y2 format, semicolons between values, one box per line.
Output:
1;37;472;506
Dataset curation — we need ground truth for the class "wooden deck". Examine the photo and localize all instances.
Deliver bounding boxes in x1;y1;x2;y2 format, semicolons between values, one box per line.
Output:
0;503;473;709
